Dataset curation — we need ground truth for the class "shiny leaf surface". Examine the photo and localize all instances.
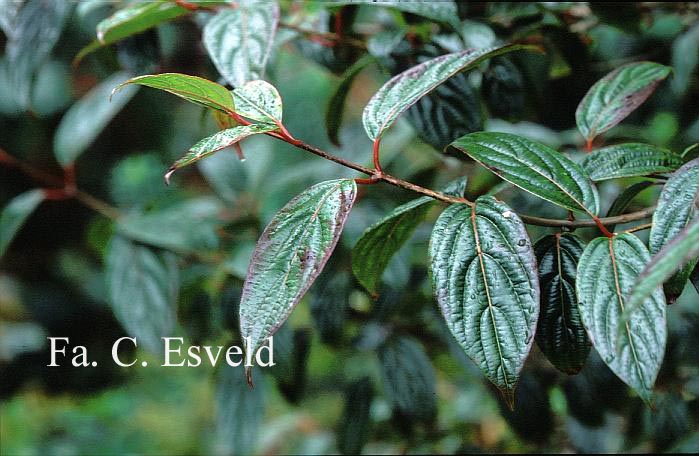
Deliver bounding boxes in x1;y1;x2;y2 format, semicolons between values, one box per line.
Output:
231;80;282;124
581;143;682;181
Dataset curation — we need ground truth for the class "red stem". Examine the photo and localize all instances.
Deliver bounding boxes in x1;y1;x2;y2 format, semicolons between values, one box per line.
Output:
593;216;614;238
372;138;383;174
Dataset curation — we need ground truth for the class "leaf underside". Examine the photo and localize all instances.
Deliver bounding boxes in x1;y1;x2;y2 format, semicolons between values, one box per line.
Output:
576;234;666;403
581;143;682;182
429;196;539;406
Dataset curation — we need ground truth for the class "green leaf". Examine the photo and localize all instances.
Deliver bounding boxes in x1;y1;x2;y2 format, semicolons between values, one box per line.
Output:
54;72;138;167
311;270;350;345
581;143;682;181
534;233;590;374
575;62;671;142
379;336;437;423
337;377;373;455
429;196;539;406
606;181;655;230
231;80;283;124
0;189;44;258
213;366;265;456
691;264;699;294
671;24;699;97
326;55;374;146
625;219;699;322
239;179;357;375
576;234;666;403
166;123;276;182
352;196;434;295
362;44;535;141
105;235;179;353
324;0;459;25
450;132;600;215
682;143;699;162
203;2;279;87
96;1;188;46
649;158;699;298
117;197;224;254
113;73;235;113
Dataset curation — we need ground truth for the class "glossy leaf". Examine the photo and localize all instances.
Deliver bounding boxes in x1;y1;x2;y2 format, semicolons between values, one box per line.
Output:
450;132;600;215
213;366;265;456
113;73;235;113
575;62;671;142
429;196;539;406
379;336;437;422
352;196;434;295
625;219;699;320
362;44;534;141
337;377;373;455
231;80;282;124
534;233;590;374
649;158;699;298
54;72;138;167
0;189;44;258
581;143;682;181
326;55;374;146
96;1;188;46
166;124;276;181
239;179;357;375
203;2;279;87
105;235;179;353
576;234;666;403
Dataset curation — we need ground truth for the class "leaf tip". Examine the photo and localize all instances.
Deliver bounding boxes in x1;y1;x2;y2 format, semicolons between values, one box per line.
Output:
164;167;177;185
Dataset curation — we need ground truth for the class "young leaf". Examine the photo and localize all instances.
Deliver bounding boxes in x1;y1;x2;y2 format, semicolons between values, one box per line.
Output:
581;143;682;182
239;179;357;376
429;196;539;406
54;72;138;167
0;189;44;258
337;377;373;455
352;196;434;295
113;73;235;113
326;55;375;146
203;2;279;87
576;234;666;403
105;235;179;353
534;233;590;375
649;158;699;299
96;1;188;46
575;62;671;143
231;80;283;124
362;44;535;141
450;132;600;216
166;123;277;181
625;219;699;321
379;336;437;423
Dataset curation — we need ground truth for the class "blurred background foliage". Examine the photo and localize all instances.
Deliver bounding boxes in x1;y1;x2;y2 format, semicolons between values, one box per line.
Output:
1;1;699;454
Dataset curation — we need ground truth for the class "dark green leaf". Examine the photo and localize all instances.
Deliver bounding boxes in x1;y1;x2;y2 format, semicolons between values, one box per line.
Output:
117;197;224;254
113;73;235;113
576;234;666;403
575;62;671;142
96;1;188;46
240;179;357;375
0;189;44;258
166;124;276;182
231;80;282;124
362;44;535;141
581;143;682;181
352;196;434;295
450;132;600;215
326;55;374;146
534;233;590;374
606;181;655;231
54;72;138;167
379;336;437;423
649;158;699;298
429;196;539;406
337;377;373;455
324;0;458;24
691;264;698;294
213;366;265;455
203;2;279;87
105;235;179;353
483;57;525;119
682;143;699;162
311;270;350;345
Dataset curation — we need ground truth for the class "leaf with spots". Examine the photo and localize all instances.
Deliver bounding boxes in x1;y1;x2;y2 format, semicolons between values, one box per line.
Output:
534;233;590;374
581;143;682;182
232;80;283;124
203;1;279;87
239;179;357;380
575;62;671;143
576;234;666;403
450;132;600;216
362;44;535;141
429;196;539;407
